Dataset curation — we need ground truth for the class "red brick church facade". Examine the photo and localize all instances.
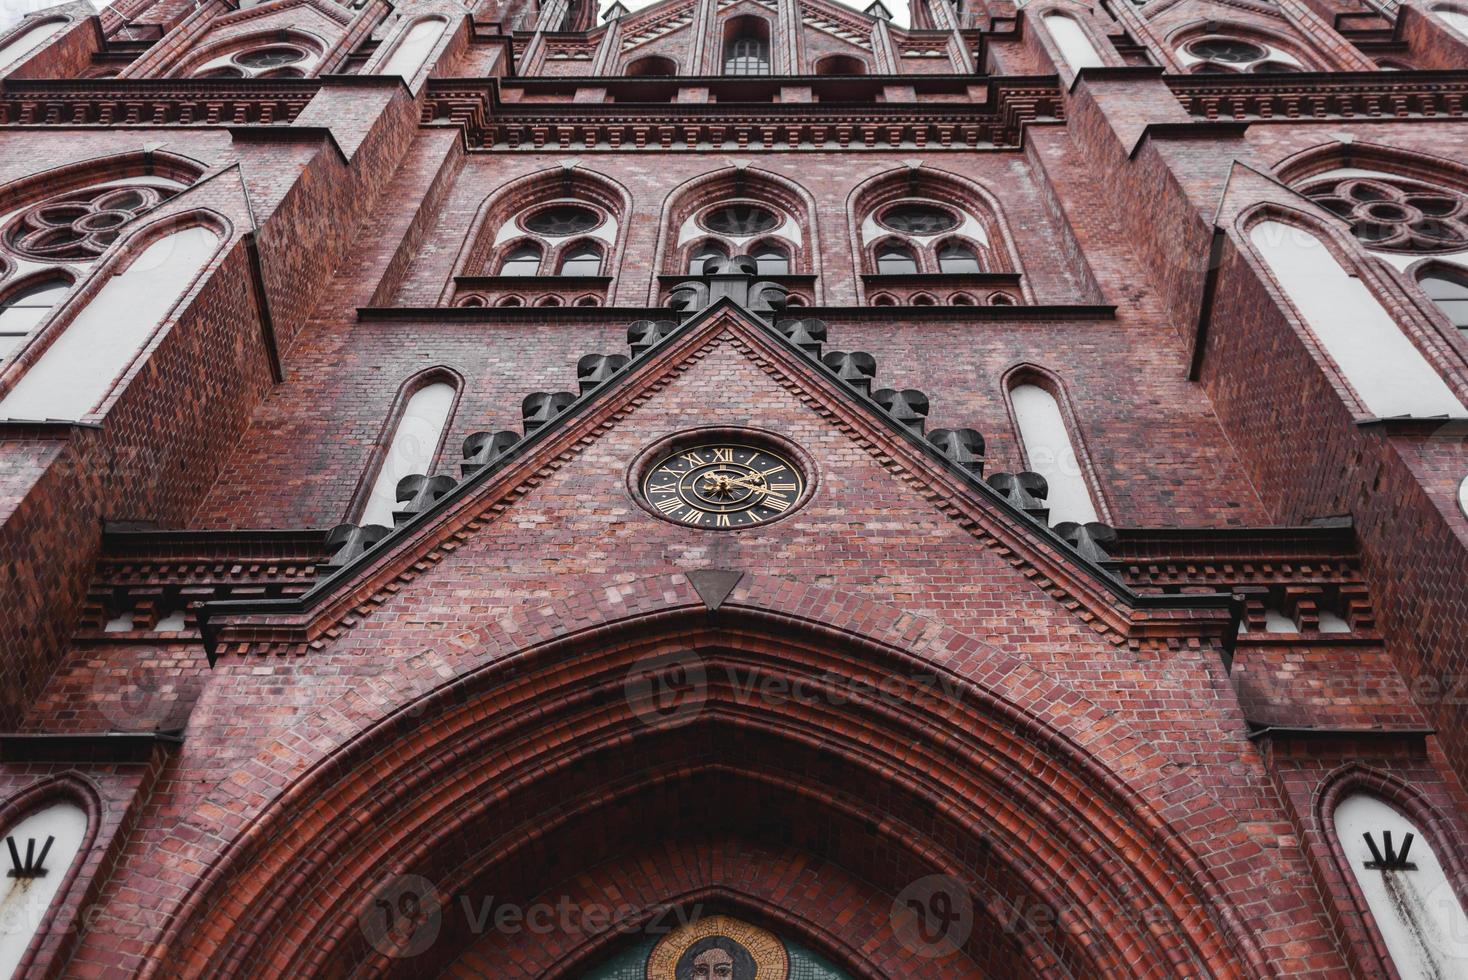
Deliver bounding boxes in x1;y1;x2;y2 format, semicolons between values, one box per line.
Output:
1;0;1468;974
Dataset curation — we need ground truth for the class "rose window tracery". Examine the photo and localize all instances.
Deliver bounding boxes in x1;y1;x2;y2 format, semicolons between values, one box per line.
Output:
1304;176;1468;253
4;185;178;261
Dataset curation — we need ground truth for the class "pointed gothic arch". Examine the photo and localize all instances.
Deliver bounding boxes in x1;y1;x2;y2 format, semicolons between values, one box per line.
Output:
449;166;630;303
848;166;1026;303
145;577;1272;978
651;166;822;303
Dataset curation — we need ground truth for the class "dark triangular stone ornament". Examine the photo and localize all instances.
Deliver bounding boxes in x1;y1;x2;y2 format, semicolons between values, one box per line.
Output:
686;568;745;611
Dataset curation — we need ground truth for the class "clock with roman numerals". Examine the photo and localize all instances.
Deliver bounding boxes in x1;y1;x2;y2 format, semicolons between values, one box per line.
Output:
641;443;806;528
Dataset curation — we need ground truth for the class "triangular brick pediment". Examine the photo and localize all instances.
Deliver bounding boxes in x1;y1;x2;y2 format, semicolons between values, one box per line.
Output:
199;300;1234;658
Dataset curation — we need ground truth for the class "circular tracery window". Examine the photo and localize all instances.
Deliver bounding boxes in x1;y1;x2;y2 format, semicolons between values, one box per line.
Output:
1304;176;1468;253
234;46;306;69
522;204;602;237
1187;38;1267;64
700;204;779;236
879;203;960;235
4;185;179;261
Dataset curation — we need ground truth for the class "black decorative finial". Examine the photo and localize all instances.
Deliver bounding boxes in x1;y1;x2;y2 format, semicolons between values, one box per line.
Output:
1053;521;1118;562
323;523;392;567
668;254;788;322
872;388;930;434
393;474;457;523
461;430;520;477
822;350;877;394
522;391;576;432
576;353;629;393
929;428;985;475
988;471;1050;522
627;319;678;357
775;318;828;357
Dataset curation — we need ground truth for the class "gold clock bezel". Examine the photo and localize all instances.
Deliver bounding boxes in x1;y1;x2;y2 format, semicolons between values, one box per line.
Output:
630;428;814;531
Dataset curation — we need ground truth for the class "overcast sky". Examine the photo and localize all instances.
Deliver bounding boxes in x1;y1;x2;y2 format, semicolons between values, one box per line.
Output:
3;0;910;39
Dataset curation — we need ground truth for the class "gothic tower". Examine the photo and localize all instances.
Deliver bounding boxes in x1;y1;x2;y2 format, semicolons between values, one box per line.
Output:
0;0;1467;974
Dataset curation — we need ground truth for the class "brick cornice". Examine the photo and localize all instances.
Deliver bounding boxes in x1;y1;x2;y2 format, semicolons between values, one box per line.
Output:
1168;67;1468;120
423;74;1065;150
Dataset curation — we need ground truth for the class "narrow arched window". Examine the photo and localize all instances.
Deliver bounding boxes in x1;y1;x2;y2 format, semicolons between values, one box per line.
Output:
724;35;769;75
1250;220;1465;417
689;242;728;275
938;242;981;274
360;380;456;527
379;15;448;80
1042;14;1104;72
500;243;542;276
0;277;70;361
558;243;602;276
0;800;87;977
1419;266;1468;331
1335;793;1468;978
1010;382;1099;525
0;225;219;422
876;242;918;275
752;242;789;275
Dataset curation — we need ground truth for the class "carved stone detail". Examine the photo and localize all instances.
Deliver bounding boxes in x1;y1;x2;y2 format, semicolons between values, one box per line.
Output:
872;388;930;434
929;427;985;475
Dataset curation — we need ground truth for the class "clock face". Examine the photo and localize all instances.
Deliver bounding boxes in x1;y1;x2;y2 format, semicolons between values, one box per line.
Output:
642;444;805;528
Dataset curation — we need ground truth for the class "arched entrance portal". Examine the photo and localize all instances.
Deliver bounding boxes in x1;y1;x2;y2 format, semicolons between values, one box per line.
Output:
147;582;1268;978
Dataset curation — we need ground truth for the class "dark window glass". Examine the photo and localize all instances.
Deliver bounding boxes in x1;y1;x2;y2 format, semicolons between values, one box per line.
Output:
500;243;542;276
881;203;959;235
689;243;728;274
1187;38;1266;64
702;204;778;236
937;242;981;274
752;243;789;275
235;47;306;69
558;243;602;276
724;36;769;75
1421;267;1468;330
876;243;918;275
524;205;601;236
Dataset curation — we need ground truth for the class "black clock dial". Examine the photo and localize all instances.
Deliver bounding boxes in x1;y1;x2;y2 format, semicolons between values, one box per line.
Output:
642;444;804;528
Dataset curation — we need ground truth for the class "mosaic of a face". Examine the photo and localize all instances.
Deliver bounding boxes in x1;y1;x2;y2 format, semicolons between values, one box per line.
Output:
675;936;758;980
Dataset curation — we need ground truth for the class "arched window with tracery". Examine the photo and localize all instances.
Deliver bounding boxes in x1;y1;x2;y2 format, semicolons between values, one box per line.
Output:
181;31;326;78
1174;28;1311;73
723;16;771;75
1291;160;1468;378
454;170;627;307
855;172;1014;292
663;171;812;294
0;156;205;415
